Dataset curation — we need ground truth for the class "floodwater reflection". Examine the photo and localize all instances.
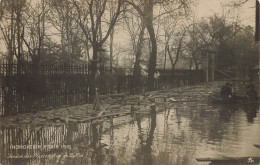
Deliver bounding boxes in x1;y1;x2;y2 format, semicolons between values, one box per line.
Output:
244;103;259;123
1;101;260;165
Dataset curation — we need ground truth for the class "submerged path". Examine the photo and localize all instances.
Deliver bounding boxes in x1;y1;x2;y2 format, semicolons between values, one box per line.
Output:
0;81;222;129
1;81;259;165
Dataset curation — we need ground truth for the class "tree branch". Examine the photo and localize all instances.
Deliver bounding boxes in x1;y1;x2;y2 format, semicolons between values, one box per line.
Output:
99;0;122;46
125;0;144;16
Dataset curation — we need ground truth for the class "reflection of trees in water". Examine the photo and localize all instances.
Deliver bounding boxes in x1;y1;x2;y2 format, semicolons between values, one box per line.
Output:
185;103;240;142
162;103;244;163
89;122;108;165
64;122;114;165
1;102;257;165
0;121;116;165
0;116;134;165
133;105;157;165
137;106;199;165
109;117;115;164
163;108;171;144
244;103;259;123
144;106;156;164
218;104;239;122
0;126;68;164
126;102;259;165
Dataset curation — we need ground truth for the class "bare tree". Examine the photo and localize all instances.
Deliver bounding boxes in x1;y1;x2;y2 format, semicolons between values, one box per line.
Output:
47;0;83;64
73;0;124;102
186;23;204;70
20;0;49;65
185;18;217;71
166;29;186;71
0;0;27;66
121;4;146;94
125;0;191;91
109;0;116;72
158;11;188;71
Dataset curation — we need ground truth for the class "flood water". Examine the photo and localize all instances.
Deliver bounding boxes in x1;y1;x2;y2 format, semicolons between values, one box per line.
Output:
1;85;260;165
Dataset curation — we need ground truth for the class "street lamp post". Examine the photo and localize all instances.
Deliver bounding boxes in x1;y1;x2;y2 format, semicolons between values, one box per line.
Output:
203;48;216;82
212;52;214;82
206;53;209;82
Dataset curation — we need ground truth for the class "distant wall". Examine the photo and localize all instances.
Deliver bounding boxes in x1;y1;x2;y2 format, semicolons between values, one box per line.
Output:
156;69;206;89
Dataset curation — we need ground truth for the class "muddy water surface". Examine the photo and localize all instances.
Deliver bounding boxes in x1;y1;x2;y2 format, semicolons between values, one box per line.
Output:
1;84;260;165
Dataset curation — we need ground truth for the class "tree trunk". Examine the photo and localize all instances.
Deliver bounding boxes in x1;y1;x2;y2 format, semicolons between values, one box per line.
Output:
89;44;98;103
145;0;157;91
195;63;199;70
16;10;22;70
191;53;199;70
146;25;157;91
189;58;193;70
166;45;174;70
109;28;114;94
172;30;185;71
8;1;15;65
163;43;167;71
109;0;114;73
132;22;145;94
143;105;156;164
109;28;114;72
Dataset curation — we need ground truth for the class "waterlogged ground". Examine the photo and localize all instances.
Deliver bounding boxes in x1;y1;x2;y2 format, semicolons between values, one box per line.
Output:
0;82;260;165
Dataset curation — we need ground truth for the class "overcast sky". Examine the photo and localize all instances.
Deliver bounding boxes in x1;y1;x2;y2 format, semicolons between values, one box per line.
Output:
196;0;255;26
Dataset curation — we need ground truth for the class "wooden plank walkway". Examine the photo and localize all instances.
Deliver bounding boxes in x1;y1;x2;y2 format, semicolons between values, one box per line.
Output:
196;157;260;165
254;144;260;149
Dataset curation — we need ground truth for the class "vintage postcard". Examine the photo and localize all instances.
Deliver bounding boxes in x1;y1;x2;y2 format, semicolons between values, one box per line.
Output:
0;0;259;165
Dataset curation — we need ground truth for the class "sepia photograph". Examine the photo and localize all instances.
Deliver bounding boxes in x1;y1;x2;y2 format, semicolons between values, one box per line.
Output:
0;0;259;164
